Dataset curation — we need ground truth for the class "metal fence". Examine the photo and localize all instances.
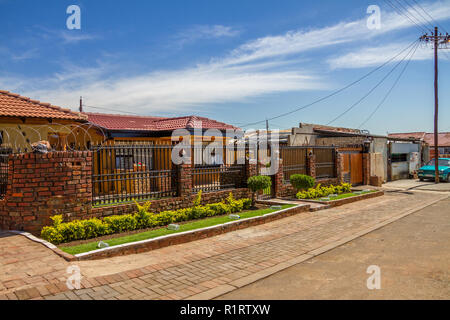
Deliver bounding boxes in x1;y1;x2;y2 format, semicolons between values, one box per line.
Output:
280;146;308;183
313;147;336;179
192;164;246;193
92;144;177;206
280;146;337;182
0;148;12;198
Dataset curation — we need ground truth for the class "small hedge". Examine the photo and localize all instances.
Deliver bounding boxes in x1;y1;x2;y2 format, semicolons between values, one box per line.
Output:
41;192;252;245
296;183;352;200
290;174;315;190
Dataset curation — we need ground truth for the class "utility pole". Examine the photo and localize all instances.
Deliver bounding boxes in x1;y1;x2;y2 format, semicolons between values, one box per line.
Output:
420;27;450;183
79;96;83;113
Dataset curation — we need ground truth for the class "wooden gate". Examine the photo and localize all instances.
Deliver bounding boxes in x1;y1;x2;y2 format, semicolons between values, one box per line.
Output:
340;148;363;185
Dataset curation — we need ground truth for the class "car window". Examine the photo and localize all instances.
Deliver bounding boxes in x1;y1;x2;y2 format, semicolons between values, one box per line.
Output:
427;160;450;167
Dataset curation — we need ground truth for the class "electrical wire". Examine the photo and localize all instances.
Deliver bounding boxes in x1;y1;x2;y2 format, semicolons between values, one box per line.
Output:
83;104;143;116
383;0;429;33
400;0;435;31
237;39;419;128
358;41;419;129
409;0;449;34
325;41;420;125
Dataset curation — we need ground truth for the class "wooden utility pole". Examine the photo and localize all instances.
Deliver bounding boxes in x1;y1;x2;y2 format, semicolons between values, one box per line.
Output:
434;27;439;184
420;28;450;183
79;96;83;113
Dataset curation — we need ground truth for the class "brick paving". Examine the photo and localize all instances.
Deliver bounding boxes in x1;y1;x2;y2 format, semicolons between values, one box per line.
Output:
0;190;447;300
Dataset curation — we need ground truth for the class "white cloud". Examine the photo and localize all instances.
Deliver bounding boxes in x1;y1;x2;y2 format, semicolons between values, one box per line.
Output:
173;24;240;47
327;43;435;69
2;1;450;114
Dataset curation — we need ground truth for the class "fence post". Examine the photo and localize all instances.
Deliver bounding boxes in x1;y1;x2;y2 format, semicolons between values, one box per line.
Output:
336;152;344;184
363;153;370;185
273;158;283;198
307;148;316;178
177;163;192;197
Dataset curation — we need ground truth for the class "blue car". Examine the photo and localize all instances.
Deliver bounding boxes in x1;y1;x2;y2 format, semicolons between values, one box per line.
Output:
418;158;450;182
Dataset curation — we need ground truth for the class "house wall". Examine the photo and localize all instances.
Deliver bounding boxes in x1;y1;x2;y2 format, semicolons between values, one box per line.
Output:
0;117;92;152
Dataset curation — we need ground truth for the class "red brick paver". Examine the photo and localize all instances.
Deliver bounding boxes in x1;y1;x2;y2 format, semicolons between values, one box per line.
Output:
1;191;447;300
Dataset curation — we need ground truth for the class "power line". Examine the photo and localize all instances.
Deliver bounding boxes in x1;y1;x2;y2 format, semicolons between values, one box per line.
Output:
82;104;143;116
409;0;449;34
238;39;419;128
358;41;419;129
383;0;430;33
401;0;435;31
326;41;420;126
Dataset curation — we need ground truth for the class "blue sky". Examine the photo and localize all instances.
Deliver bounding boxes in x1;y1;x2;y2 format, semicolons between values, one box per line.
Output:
1;0;450;135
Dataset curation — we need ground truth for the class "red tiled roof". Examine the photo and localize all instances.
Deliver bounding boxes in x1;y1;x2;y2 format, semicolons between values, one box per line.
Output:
84;112;239;132
0;90;86;121
388;132;450;146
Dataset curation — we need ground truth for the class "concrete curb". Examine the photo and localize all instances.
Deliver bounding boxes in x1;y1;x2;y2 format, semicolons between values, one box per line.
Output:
190;193;449;300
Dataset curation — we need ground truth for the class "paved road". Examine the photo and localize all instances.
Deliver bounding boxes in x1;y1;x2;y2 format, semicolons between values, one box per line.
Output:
218;196;450;300
383;179;450;192
0;189;448;300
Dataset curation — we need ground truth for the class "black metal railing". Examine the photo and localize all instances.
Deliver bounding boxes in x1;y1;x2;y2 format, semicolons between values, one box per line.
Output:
192;164;245;193
0;147;12;198
91;144;177;206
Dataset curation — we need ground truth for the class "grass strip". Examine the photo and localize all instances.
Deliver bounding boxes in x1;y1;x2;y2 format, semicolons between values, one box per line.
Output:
60;204;295;255
320;190;376;201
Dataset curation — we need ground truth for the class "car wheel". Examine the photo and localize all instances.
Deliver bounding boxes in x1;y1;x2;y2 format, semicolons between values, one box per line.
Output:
419;177;424;181
447;174;450;183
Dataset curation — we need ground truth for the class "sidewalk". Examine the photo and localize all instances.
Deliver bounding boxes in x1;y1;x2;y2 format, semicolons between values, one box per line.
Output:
0;190;447;300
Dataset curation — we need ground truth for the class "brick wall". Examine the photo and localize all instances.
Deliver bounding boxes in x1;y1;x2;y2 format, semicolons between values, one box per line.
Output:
274;157;340;199
0;151;252;235
0;152;92;234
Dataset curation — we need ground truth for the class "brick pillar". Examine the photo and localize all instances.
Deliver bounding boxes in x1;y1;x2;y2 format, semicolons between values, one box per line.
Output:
307;149;316;178
246;158;258;179
273;159;284;198
177;163;192;197
363;153;370;185
336;152;344;184
0;151;93;235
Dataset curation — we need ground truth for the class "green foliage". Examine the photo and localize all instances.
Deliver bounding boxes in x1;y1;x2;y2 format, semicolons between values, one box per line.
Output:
193;190;202;206
296;182;353;200
247;175;271;192
41;195;253;245
290;174;316;191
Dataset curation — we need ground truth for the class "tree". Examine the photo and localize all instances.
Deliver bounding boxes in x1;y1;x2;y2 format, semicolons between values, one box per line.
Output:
247;175;272;207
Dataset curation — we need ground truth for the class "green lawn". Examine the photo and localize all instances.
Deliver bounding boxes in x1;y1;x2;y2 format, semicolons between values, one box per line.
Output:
318;190;376;202
60;204;295;255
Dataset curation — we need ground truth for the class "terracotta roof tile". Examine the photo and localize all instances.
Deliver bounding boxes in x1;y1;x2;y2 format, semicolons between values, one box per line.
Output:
84;113;239;132
0;90;86;121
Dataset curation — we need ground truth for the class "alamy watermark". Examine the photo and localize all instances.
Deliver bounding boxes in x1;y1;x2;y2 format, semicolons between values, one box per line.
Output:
66;265;82;290
66;5;81;30
366;265;381;290
367;5;381;30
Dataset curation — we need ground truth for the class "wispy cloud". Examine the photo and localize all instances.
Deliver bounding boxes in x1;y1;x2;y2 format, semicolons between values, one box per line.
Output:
2;1;450;114
327;43;435;69
173;24;240;47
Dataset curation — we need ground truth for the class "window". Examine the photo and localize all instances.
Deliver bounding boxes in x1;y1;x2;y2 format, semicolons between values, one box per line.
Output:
391;153;408;162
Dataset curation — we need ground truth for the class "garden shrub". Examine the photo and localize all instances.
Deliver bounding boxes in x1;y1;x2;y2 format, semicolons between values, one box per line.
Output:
247;175;272;206
41;193;253;245
296;182;353;200
290;174;315;191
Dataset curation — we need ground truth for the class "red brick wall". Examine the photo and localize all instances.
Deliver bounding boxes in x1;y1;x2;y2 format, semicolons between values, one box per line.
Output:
0;151;92;234
274;157;340;199
0;151;252;235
